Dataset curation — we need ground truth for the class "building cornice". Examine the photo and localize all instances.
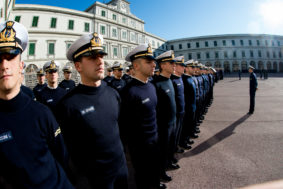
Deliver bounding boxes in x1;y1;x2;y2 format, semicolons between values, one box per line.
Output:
28;31;84;37
14;4;94;19
85;1;144;24
168;34;283;43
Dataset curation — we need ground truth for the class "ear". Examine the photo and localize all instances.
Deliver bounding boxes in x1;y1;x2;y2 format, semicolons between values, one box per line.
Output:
74;62;81;72
19;61;24;74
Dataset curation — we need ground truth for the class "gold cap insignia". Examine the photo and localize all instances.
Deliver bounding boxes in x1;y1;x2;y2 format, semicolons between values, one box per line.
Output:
50;60;56;69
91;32;102;47
0;21;16;43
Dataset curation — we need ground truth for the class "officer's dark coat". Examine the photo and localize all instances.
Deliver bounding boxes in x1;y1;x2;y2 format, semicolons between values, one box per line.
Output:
36;86;67;113
59;79;76;92
0;92;73;189
110;78;126;93
33;83;47;100
55;81;127;181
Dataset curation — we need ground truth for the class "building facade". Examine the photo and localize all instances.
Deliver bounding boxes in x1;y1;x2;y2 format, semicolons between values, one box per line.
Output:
9;0;166;87
2;1;283;88
0;0;15;23
167;34;283;73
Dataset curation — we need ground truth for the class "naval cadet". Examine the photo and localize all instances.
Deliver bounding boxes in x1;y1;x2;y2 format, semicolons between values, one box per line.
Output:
170;56;186;155
33;68;47;100
180;60;197;149
103;67;114;84
248;65;258;114
36;60;67;113
110;62;126;93
122;66;132;84
59;65;76;91
152;50;178;182
56;32;128;189
0;20;73;189
120;44;166;189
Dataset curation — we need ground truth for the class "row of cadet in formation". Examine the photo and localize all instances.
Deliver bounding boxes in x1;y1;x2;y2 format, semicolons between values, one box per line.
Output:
0;20;220;189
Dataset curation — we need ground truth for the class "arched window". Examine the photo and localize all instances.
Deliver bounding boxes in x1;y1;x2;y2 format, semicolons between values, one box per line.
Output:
224;61;230;72
241;61;247;72
25;64;38;88
232;61;239;72
258;61;264;70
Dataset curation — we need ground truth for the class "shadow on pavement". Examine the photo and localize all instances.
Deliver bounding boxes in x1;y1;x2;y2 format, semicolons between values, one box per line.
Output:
182;114;251;158
229;79;241;82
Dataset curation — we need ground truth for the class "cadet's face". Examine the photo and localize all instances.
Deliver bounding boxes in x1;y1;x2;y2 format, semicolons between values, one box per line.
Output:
107;71;113;76
175;64;185;75
248;68;253;73
162;61;175;74
64;72;71;80
137;58;156;77
37;75;45;84
75;54;105;83
46;70;58;83
0;54;23;93
114;69;123;78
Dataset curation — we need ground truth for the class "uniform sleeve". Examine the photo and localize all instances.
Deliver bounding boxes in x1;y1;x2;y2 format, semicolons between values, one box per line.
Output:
43;107;70;172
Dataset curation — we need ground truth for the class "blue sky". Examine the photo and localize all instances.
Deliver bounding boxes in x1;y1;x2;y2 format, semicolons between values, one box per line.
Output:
15;0;283;40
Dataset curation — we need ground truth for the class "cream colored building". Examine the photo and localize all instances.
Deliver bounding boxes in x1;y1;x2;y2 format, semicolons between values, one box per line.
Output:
0;0;15;23
166;34;283;73
9;0;166;87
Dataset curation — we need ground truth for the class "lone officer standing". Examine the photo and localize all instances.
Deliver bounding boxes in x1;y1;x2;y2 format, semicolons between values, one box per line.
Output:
56;32;128;189
248;65;258;114
153;50;178;182
0;20;73;189
33;68;47;100
59;65;76;91
120;44;166;189
36;60;67;113
110;62;126;93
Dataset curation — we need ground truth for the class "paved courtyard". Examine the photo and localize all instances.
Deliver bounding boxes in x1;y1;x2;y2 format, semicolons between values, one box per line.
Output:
165;76;283;189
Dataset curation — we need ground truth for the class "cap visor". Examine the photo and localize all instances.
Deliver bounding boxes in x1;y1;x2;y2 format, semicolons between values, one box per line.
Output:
0;48;21;55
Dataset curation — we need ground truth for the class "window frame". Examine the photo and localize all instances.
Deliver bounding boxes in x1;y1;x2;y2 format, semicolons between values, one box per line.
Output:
50;17;57;28
32;16;39;27
28;42;36;56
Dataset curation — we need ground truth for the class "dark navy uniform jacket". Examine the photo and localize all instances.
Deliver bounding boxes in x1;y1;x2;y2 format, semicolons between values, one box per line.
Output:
110;78;126;93
37;86;67;113
0;92;73;189
56;81;126;178
33;83;47;100
121;74;132;84
182;75;197;112
197;75;204;100
103;75;114;84
192;76;200;101
153;75;176;127
170;74;185;115
120;78;158;144
20;85;35;100
250;72;258;94
59;79;76;92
